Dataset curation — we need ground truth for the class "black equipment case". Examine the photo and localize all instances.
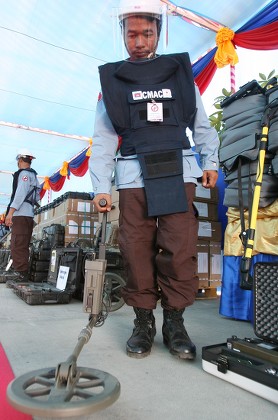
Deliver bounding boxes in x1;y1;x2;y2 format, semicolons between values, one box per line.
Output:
12;247;84;305
202;337;278;404
202;262;278;404
253;262;278;344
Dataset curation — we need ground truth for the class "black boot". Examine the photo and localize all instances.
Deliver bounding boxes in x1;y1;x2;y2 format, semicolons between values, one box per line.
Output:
126;308;156;358
162;309;196;360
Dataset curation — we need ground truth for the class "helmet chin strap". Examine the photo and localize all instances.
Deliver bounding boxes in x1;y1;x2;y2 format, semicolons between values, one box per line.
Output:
147;38;159;59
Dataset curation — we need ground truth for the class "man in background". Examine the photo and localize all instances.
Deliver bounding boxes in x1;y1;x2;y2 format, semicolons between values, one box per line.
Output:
1;149;40;282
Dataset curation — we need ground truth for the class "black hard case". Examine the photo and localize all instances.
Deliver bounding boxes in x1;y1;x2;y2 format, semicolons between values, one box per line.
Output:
253;262;278;344
41;224;65;248
202;262;278;404
13;247;84;305
202;338;278;404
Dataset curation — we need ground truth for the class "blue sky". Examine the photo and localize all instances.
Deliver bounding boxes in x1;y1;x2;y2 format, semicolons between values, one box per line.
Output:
0;0;277;210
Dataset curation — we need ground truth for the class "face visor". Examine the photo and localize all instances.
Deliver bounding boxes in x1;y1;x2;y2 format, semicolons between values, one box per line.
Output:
113;2;168;61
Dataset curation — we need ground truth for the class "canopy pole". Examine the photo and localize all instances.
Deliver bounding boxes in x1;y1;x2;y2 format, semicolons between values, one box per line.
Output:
230;64;236;93
0;121;90;142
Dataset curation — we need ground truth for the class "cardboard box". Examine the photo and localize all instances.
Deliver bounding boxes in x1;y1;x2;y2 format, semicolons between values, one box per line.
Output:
54;198;96;218
33;211;98;244
40;207;54;222
197;240;209;288
209;241;222;287
198;278;209;289
194;201;218;221
196;240;222;289
34;213;41;225
198;221;222;242
195;183;218;203
54;213;96;245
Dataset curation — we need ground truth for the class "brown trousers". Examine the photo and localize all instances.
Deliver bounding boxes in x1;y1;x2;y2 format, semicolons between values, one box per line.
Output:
10;216;33;272
118;184;199;310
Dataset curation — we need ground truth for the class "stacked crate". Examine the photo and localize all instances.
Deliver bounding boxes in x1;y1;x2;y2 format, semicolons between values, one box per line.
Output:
194;183;222;296
34;192;98;246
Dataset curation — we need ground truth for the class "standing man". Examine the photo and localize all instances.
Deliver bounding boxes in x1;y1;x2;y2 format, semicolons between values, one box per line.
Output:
89;0;219;360
2;149;40;282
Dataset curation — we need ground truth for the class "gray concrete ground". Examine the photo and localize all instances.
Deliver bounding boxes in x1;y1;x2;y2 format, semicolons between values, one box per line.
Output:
0;283;277;420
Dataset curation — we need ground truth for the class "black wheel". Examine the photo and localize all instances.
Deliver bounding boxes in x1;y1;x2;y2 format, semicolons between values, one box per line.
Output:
103;272;126;312
7;366;120;418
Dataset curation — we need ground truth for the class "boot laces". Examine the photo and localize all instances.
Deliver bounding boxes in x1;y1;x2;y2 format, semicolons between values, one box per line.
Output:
165;310;184;321
134;309;154;333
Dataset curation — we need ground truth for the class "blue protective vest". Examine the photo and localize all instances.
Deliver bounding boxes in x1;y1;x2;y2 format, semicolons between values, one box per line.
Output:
99;53;196;156
99;53;197;216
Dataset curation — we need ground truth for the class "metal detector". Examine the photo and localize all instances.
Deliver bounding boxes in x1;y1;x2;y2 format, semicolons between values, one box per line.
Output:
6;201;121;417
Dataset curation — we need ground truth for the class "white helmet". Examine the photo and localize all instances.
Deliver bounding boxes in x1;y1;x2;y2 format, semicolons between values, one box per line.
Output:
118;0;163;22
16;148;36;160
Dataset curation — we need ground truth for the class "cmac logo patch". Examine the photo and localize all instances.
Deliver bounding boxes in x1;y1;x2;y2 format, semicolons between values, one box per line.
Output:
132;89;172;101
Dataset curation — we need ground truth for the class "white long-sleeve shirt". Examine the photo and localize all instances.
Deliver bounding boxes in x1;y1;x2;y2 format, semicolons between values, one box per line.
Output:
89;85;219;195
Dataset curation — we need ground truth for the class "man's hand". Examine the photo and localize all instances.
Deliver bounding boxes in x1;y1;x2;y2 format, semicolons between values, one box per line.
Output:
5;215;12;227
5;209;14;227
93;193;112;212
202;170;218;189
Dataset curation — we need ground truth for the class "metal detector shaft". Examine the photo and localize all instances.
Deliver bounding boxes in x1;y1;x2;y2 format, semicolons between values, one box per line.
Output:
98;211;107;260
64;315;99;365
83;203;108;314
6;201;121;417
54;315;99;389
55;203;110;390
